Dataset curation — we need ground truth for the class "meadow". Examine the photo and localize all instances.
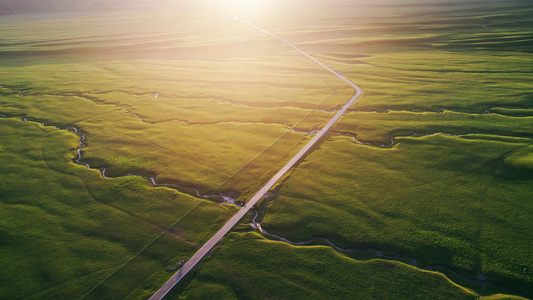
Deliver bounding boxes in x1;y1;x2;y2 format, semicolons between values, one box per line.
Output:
1;0;532;299
178;0;533;298
232;0;533;113
0;2;355;298
331;110;533;145
169;232;480;299
0;117;235;299
263;134;532;295
0;6;352;199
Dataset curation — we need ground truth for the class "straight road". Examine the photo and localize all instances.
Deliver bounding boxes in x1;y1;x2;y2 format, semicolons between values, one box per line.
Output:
149;15;362;300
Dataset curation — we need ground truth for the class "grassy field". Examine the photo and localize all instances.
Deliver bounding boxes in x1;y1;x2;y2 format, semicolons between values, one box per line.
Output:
331;110;533;145
232;0;533;113
0;117;237;298
186;0;532;298
1;0;532;299
263;134;532;295
0;2;354;298
0;5;352;198
168;232;480;299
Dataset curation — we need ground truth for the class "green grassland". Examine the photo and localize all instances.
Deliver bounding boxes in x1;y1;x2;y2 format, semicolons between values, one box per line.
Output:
0;117;237;298
331;110;533;145
0;6;353;198
263;134;532;295
168;232;479;299
177;0;533;299
2;0;533;299
0;3;357;299
233;0;533;113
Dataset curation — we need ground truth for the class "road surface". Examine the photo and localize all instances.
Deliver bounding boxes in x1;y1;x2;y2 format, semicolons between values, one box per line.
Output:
149;15;362;300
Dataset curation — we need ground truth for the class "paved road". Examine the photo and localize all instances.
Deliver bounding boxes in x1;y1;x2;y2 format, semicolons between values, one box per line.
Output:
149;15;362;300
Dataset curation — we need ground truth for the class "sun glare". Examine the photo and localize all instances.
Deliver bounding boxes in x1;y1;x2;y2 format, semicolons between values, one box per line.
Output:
215;0;274;13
